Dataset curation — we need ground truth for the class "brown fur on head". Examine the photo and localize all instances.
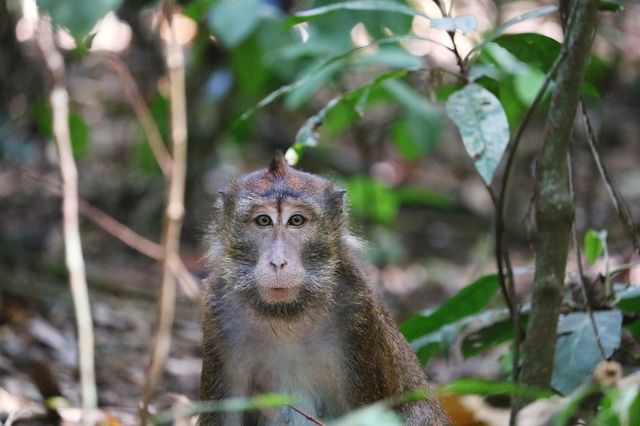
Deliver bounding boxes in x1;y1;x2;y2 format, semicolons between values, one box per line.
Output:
206;155;348;319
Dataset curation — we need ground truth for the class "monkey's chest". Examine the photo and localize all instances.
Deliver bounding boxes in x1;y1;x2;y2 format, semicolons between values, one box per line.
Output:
225;326;350;425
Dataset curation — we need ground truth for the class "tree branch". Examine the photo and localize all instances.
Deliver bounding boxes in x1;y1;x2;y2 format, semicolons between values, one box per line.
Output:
34;17;97;426
140;4;189;422
514;0;598;415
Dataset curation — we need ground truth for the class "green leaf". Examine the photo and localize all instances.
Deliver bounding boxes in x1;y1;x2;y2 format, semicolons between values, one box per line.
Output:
462;315;513;358
597;387;640;426
329;403;403;426
346;176;399;226
466;6;558;59
415;342;442;364
37;0;123;40
32;101;88;159
184;0;215;21
153;393;294;423
394;186;453;209
551;310;623;395
289;1;425;25
584;229;607;265
207;0;266;48
494;33;562;72
514;66;547;106
400;274;499;342
616;287;640;313
598;1;623;12
445;83;510;184
442;379;554;399
239;34;438;123
68;111;88;159
295;70;408;148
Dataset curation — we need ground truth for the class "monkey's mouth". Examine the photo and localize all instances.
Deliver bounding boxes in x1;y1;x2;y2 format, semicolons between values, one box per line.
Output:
258;286;300;304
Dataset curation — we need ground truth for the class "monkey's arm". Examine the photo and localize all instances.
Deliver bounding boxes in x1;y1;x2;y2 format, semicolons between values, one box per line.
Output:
340;280;449;425
198;318;229;425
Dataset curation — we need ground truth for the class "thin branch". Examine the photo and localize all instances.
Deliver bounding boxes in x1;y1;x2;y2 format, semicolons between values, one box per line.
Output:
579;101;640;252
288;406;326;426
34;17;97;426
568;151;606;359
141;4;189;422
20;167;200;301
108;55;173;178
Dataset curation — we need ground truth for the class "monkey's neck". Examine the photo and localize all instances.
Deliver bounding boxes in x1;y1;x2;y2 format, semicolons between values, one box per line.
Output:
261;313;333;344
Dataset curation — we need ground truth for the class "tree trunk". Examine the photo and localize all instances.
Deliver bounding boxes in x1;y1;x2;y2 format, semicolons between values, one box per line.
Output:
513;0;598;416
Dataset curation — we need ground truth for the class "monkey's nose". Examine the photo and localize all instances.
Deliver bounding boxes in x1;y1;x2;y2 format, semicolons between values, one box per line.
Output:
270;259;288;270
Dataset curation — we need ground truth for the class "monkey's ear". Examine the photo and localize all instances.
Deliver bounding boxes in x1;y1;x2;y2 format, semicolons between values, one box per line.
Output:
326;188;347;213
269;152;289;175
214;190;226;210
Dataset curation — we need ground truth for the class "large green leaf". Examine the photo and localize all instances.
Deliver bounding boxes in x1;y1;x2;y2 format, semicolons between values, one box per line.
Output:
551;310;623;395
494;33;561;72
38;0;123;39
400;274;499;342
445;83;510;184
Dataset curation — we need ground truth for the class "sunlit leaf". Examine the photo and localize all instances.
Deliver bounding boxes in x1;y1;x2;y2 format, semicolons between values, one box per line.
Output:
430;15;477;34
584;229;607;265
445;83;510;184
38;0;123;39
552;310;623;395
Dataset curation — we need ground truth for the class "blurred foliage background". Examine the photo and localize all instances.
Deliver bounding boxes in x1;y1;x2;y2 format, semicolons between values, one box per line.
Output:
1;0;640;424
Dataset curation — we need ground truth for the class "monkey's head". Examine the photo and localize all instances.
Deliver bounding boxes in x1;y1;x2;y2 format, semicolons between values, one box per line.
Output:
207;154;350;319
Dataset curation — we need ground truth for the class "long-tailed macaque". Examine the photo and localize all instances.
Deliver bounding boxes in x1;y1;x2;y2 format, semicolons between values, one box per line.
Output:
200;154;448;425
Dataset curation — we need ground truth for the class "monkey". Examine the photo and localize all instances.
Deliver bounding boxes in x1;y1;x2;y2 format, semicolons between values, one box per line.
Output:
200;154;448;425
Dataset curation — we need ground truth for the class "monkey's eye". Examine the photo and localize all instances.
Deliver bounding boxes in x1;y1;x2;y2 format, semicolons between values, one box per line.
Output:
255;215;273;226
287;214;306;227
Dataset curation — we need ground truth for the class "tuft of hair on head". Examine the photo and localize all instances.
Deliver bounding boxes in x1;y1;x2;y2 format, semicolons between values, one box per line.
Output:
268;152;290;176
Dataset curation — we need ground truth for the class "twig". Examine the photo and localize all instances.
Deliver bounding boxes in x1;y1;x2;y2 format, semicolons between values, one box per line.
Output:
20;167;200;300
108;55;173;178
579;101;640;252
141;4;189;422
567;151;606;359
34;17;97;426
288;406;326;426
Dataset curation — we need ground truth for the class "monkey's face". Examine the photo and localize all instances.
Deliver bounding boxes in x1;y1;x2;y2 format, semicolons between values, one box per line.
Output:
212;155;346;319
